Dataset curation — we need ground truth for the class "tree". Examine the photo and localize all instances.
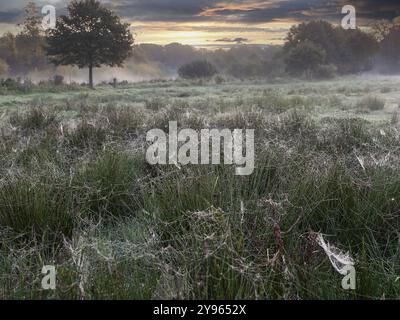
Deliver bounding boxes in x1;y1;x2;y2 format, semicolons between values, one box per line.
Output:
340;29;379;73
1;2;47;75
0;58;9;75
284;40;326;77
380;26;400;70
0;33;17;72
284;20;338;66
46;0;134;88
178;60;218;79
21;2;41;37
16;3;47;74
283;20;378;75
371;20;396;42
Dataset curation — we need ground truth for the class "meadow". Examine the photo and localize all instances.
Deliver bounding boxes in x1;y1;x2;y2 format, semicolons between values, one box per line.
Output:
0;75;400;299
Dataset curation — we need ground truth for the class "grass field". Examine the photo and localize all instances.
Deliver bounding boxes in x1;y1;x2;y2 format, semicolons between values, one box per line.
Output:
0;75;400;299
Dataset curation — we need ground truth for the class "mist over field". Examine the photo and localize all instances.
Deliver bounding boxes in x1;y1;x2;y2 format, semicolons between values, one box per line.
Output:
1;0;400;302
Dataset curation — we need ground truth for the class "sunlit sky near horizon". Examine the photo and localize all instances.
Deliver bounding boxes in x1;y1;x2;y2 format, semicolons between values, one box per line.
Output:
0;0;399;47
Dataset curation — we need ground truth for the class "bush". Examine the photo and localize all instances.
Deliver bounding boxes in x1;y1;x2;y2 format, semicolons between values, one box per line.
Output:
145;97;167;111
102;106;143;137
285;40;326;77
0;176;74;241
357;96;386;111
313;64;337;79
391;112;399;125
0;58;9;75
214;75;225;84
10;108;58;132
65;120;107;151
178;60;218;79
73;152;144;219
53;74;64;86
1;78;21;91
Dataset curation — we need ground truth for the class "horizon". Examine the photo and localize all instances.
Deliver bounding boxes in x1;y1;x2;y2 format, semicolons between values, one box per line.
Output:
0;0;399;47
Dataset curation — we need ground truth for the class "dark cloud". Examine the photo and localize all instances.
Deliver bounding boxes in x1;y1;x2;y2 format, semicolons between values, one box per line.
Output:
109;0;400;24
340;0;400;20
199;0;322;23
110;0;216;22
0;0;399;25
0;10;20;23
215;37;249;43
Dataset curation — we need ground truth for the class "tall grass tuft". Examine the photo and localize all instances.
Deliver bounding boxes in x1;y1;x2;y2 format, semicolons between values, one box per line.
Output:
72;152;145;219
357;96;386;111
0;176;74;242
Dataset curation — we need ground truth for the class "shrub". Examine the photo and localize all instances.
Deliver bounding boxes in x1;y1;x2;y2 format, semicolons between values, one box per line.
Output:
313;64;337;79
65;120;107;151
9;108;58;132
214;75;226;84
178;60;218;79
145;97;167;111
285;40;326;77
391;112;399;125
318;117;371;152
0;176;74;241
102;106;143;137
357;96;386;111
53;74;64;86
0;58;9;76
73;152;144;219
1;78;20;91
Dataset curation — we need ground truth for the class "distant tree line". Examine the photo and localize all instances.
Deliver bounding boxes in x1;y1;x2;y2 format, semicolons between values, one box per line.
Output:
120;19;400;79
132;43;283;79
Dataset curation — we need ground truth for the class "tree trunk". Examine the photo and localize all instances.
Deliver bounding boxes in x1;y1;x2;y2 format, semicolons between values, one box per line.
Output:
89;64;94;89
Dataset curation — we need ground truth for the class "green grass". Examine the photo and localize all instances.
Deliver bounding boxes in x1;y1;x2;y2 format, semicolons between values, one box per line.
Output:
0;175;74;242
0;76;400;299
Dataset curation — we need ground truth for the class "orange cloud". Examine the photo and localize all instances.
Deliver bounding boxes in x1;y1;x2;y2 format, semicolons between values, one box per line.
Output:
130;20;291;47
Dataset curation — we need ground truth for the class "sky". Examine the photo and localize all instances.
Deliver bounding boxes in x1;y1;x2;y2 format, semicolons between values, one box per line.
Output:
0;0;399;47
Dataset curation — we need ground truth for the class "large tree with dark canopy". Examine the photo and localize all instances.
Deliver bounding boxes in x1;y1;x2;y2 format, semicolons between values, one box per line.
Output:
283;20;378;76
284;40;326;77
379;26;400;70
46;0;134;88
